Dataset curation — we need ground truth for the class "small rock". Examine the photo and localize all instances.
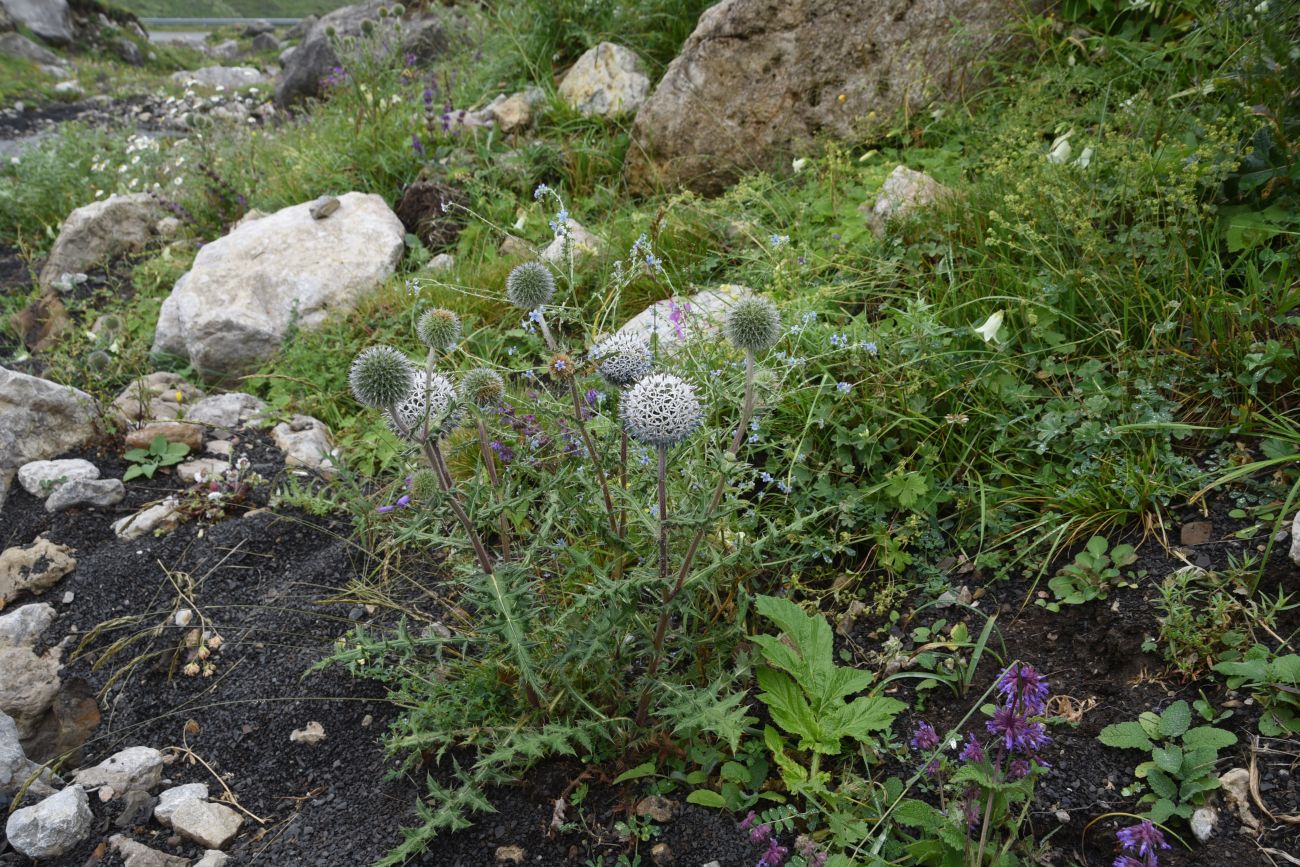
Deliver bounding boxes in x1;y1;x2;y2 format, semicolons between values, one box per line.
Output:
172;66;264;90
309;195;340;220
205;440;233;458
109;833;188;867
185;393;265;430
242;19;273;37
289;721;326;745
557;43;650;116
651;842;674;865
1290;511;1300;566
1190;805;1218;842
1;709;58;798
177;459;231;485
112;501;183;540
170;798;243;849
862;165;952;237
73;746;164;795
0;536;76;604
251;32;280;53
61;591;73;604
539;218;605;265
154;782;209;827
113;373;204;424
495;845;526;864
0;367;98;469
99;785;116;801
634;795;675;823
45;478;125;513
361;714;373;728
4;785;92;857
428;252;455;272
194;851;230;867
1054;809;1070;824
272;415;337;476
124;421;204;453
498;235;533;257
0;604;62;740
1180;521;1213;546
619;284;750;348
491;87;543;133
113;789;156;828
17;458;99;496
38;194;162;291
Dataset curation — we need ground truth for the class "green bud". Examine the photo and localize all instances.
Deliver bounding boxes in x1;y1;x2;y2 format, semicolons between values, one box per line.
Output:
417;307;461;352
505;261;556;310
460;367;505;409
349;345;414;408
725;296;782;353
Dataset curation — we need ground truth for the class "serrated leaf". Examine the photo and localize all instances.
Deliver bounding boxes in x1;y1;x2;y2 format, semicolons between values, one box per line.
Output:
1146;798;1177;823
720;762;749;783
1138;711;1162;739
1180;726;1236;751
757;667;824;752
686;789;726;808
892;798;944;829
1147;768;1177;800
1159;701;1191;738
1098;721;1154;751
1152;746;1182;774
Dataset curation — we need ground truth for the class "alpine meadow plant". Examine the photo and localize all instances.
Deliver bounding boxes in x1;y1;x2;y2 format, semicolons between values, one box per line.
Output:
335;193;791;858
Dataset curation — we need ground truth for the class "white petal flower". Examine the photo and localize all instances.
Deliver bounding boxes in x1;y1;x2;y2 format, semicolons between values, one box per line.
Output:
973;310;1005;345
591;332;653;388
622;373;703;447
387;370;459;438
1046;130;1073;164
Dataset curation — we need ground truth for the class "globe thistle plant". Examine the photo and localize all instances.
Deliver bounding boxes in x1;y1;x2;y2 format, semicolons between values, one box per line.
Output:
505;261;556;310
350;345;415;408
459;367;505;409
417;307;461;353
621;373;704;448
590;332;652;389
724;296;782;353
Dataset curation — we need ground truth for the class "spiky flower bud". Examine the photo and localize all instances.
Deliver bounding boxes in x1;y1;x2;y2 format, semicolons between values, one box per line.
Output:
86;350;111;372
548;352;575;379
725;296;782;353
387;370;459;437
410;469;440;502
417;307;461;352
622;373;704;447
590;331;652;388
460;367;505;409
505;261;556;310
350;345;414;408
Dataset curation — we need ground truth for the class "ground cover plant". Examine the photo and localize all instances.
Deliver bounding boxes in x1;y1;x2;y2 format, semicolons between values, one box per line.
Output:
1;0;1298;864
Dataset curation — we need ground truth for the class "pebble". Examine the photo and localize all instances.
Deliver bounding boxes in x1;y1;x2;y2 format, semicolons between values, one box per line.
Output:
309;195;340;219
1190;805;1218;842
495;845;525;864
3;785;93;858
62;591;74;604
290;721;326;745
154;782;209;827
73;746;164;796
170;799;243;849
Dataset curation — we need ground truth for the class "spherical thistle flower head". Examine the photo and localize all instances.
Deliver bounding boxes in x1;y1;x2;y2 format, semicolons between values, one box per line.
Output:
591;331;652;388
505;261;556;310
350;345;414;408
622;373;703;447
386;370;459;437
725;296;782;353
547;352;575;380
417;307;461;352
460;367;505;409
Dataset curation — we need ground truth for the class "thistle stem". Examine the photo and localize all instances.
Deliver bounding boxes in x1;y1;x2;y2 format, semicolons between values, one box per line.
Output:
427;440;495;576
476;417;513;561
618;429;629;538
634;444;671;726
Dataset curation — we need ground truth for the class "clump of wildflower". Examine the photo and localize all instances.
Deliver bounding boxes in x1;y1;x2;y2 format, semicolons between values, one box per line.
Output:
506;261;555;310
1114;820;1169;867
590;331;652;388
417;307;461;352
350;346;414;408
460;367;505;409
622;373;703;447
725;296;782;353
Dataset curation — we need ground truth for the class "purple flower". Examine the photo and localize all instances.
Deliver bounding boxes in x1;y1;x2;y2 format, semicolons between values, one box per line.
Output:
986;706;1050;754
997;662;1050;714
910;720;941;751
412;133;425;157
1114;856;1158;867
959;733;984;763
756;837;788;867
1116;821;1169;858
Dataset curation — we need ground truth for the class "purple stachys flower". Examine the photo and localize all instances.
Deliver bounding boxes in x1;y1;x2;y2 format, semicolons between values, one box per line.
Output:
1116;821;1169;859
412;133;425;157
987;705;1049;754
404;51;417;66
910;720;941;751
1114;857;1156;867
959;733;984;763
997;662;1050;714
667;299;691;340
756;837;788;867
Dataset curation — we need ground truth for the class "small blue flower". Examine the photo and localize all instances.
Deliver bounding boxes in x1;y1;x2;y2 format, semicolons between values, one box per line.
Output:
837;381;852;394
748;433;760;444
533;184;550;200
862;340;879;355
759;471;774;483
776;480;790;493
769;233;789;248
829;333;847;347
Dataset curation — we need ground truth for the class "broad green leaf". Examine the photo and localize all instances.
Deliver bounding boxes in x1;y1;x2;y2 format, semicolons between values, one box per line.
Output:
1098;721;1154;751
685;789;726;808
757;667;823;751
123;448;149;461
1152;746;1182;775
720;762;749;783
1147;768;1177;800
831;695;905;747
892;798;944;829
1180;726;1236;751
123;464;145;482
1138;711;1162;739
1147;798;1177;823
1159;701;1191;738
613;761;656;784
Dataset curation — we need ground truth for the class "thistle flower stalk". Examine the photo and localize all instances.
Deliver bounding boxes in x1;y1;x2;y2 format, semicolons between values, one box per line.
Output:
476;416;513;561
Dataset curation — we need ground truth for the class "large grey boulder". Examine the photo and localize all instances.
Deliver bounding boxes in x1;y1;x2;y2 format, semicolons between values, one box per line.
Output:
17;458;98;496
619;284;750;348
558;43;650;117
152;192;405;382
626;0;1021;194
862;165;954;236
275;1;450;107
73;745;163;795
0;604;61;744
0;31;63;65
38;193;162;290
4;785;92;858
1;709;58;798
0;366;97;472
0;0;72;45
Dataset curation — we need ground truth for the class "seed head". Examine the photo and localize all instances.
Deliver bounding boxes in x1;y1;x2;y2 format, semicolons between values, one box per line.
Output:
460;367;505;409
725;296;782;353
386;370;459;437
622;373;703;447
590;331;652;388
417;307;461;352
548;352;575;380
505;261;556;310
86;350;112;372
350;345;414;408
410;469;441;502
